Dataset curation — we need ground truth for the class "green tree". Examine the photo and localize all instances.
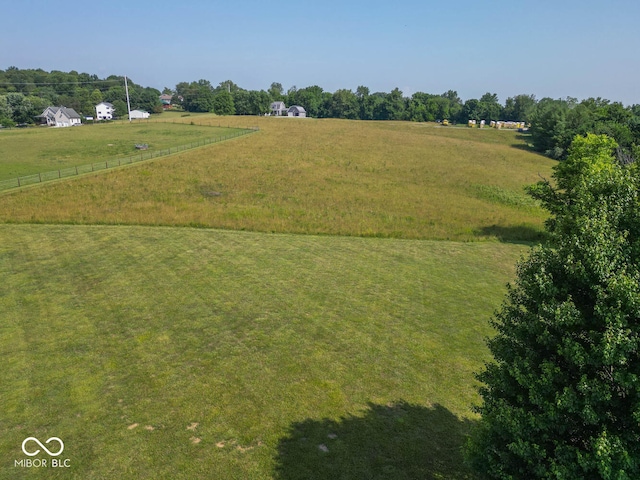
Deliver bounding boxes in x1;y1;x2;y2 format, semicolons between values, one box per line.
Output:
407;92;433;122
529;98;570;158
478;92;502;122
89;89;103;107
268;82;284;101
503;94;536;122
104;85;127;105
233;89;252;115
328;89;359;119
213;90;234;115
217;80;240;94
442;90;463;122
292;85;324;118
249;90;271;115
5;92;39;123
112;99;128;119
426;96;452;122
385;88;407;120
180;80;215;112
0;94;13;126
461;98;482;122
469;133;640;479
356;85;374;120
135;87;162;113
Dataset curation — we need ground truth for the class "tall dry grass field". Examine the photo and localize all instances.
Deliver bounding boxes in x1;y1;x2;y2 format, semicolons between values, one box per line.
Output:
0;116;555;240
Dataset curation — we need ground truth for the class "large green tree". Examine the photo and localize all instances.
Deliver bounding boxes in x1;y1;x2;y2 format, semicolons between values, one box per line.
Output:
290;85;324;118
469;134;640;479
479;92;502;122
268;82;284;101
179;80;215;112
213;90;234;115
503;94;536;122
529;98;570;159
356;85;374;120
327;89;359;119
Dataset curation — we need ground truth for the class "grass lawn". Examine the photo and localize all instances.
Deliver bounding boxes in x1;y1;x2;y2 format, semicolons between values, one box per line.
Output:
0;224;528;479
0;117;554;478
0;116;555;242
0;121;250;181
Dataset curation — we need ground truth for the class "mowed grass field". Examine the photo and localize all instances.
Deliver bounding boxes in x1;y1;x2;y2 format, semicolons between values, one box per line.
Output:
0;225;526;479
0;120;248;181
0;117;554;478
0;116;555;241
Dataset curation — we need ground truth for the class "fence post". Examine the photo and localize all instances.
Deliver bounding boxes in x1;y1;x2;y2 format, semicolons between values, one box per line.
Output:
58;170;61;178
17;177;20;187
39;173;42;182
75;166;78;175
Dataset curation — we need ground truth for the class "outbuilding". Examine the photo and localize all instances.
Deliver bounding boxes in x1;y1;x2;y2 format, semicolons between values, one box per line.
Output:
287;105;306;117
129;110;150;119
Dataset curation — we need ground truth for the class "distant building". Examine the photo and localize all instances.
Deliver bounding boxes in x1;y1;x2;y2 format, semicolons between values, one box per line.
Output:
287;105;306;117
39;106;82;127
270;101;287;116
129;110;150;119
160;94;173;110
95;102;114;120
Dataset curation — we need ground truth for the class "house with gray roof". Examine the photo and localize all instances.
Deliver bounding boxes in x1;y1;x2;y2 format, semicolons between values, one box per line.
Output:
39;106;82;127
95;102;114;120
287;105;306;117
270;101;287;116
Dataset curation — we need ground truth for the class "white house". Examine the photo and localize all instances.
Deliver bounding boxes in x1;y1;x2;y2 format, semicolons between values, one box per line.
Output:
39;107;82;127
287;105;306;117
95;102;114;120
270;101;287;116
129;110;150;119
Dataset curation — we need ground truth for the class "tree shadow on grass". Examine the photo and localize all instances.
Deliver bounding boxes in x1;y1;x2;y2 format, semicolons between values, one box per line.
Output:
511;134;534;149
477;224;549;244
274;401;477;480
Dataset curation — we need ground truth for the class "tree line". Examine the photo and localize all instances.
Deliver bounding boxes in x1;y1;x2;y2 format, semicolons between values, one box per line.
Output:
173;81;640;160
0;67;162;126
2;67;639;161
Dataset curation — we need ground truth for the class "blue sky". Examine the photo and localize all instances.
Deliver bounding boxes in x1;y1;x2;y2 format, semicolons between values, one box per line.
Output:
2;0;639;105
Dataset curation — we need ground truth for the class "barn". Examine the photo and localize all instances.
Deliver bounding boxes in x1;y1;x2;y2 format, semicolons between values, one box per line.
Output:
287;105;306;117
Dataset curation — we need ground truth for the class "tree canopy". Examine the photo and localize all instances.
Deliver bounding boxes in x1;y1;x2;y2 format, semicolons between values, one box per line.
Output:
0;68;161;124
468;134;640;479
2;67;638;162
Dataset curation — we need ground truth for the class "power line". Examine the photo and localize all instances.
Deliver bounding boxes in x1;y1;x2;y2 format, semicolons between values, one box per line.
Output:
0;79;124;86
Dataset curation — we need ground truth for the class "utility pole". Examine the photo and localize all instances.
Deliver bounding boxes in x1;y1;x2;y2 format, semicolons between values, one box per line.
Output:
124;75;132;122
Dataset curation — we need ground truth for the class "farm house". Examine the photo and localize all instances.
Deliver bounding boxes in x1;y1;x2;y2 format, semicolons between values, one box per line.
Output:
270;101;287;116
39;106;82;127
95;102;114;120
